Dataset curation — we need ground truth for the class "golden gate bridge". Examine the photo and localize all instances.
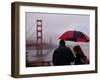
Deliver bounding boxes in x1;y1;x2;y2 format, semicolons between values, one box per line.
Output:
26;19;53;67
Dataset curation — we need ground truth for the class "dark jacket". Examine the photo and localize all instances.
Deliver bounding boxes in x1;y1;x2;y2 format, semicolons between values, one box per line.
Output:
75;56;84;65
53;45;75;65
75;55;89;65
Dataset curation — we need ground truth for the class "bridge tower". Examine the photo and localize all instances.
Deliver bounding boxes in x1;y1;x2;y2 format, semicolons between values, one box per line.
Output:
36;19;43;56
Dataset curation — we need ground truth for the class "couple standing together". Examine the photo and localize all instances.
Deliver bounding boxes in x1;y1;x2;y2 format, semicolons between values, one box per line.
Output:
53;40;89;66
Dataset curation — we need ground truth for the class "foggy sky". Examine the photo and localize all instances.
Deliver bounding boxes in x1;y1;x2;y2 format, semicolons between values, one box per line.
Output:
25;12;90;45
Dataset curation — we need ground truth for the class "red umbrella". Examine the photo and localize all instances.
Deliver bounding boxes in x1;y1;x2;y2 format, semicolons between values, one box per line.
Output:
59;30;89;42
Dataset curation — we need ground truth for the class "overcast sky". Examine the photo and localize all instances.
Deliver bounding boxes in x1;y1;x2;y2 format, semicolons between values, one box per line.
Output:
25;12;90;45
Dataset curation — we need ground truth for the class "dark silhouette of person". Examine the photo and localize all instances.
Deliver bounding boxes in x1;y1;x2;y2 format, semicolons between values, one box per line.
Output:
73;45;89;65
53;40;75;66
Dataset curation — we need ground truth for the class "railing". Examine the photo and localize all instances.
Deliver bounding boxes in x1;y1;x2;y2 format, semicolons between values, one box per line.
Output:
26;61;53;67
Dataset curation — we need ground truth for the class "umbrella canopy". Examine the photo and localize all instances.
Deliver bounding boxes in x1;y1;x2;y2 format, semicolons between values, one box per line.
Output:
59;30;89;42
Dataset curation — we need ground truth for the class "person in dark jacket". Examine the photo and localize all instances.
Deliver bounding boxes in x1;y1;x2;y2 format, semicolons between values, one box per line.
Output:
73;45;89;65
53;40;75;66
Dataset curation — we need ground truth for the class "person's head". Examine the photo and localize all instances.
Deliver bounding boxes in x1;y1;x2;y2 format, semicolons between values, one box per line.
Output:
59;40;65;46
73;45;85;57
